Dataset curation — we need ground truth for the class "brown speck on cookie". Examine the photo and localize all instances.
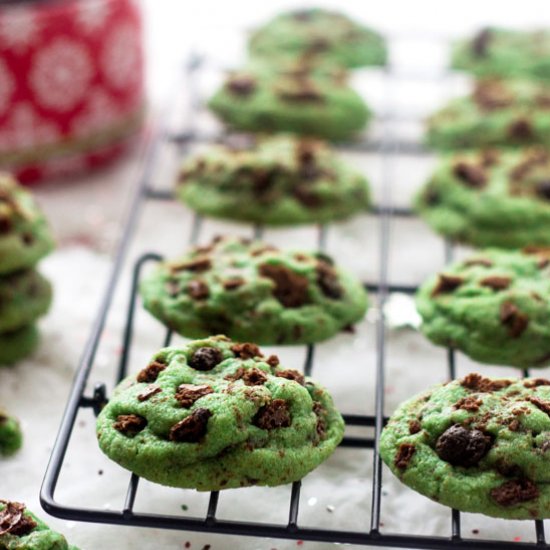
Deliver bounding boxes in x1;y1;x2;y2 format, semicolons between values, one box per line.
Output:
113;414;147;436
524;378;550;388
165;279;180;297
394;443;416;469
490;479;539;507
500;301;529;338
435;424;492;467
266;355;279;367
508;118;534;140
0;500;37;537
464;258;494;268
408;420;422;434
169;408;212;442
277;80;324;103
254;399;291;430
480;276;511;291
508;419;520;432
293;186;322;207
223;277;245;290
189;347;224;371
313;401;327;440
424;187;440;206
316;261;343;299
453;161;487;188
187;279;209;300
0;216;11;234
535;180;550;201
226;75;256;96
509;149;549;180
137;385;162;402
226;367;268;386
251;245;278;257
455;396;483;412
528;396;550;416
137;360;166;383
479;149;500;167
461;373;511;392
259;263;310;308
473;80;514;110
431;274;464;297
231;342;263;359
276;369;305;386
175;384;214;408
471;28;492;56
21;233;33;245
170;256;212;273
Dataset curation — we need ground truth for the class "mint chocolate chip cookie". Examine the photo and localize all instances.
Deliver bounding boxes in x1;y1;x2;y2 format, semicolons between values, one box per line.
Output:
426;79;550;150
0;173;54;275
96;336;345;491
416;248;550;368
139;236;368;345
381;373;550;519
177;134;371;226
248;8;387;69
0;411;22;456
416;147;550;248
0;325;39;365
452;28;550;80
208;68;370;142
0;500;79;549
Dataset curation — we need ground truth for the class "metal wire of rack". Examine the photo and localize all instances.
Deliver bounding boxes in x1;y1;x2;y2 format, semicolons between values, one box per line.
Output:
39;47;550;550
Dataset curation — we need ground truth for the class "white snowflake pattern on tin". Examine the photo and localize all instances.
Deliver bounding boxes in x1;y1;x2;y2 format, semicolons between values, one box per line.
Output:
0;102;60;153
101;22;141;91
0;59;15;118
0;6;39;52
30;38;93;112
76;0;111;32
71;87;117;137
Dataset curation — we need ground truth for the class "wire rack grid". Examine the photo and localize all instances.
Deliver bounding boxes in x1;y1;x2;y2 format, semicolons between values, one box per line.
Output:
39;39;550;550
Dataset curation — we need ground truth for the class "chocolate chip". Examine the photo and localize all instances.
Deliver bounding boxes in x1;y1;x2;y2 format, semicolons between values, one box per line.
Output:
293;186;322;207
508;419;520;432
536;180;550;200
171;256;212;273
259;263;310;308
169;408;212;442
431;274;464;297
251;169;279;196
277;81;324;103
175;384;213;408
254;399;291;430
231;342;263;359
316;261;343;299
227;367;268;386
137;385;162;402
454;396;483;412
308;36;330;53
461;373;511;392
312;401;327;440
0;216;11;234
223;277;245;290
480;276;511;291
479;149;500;167
266;355;280;367
394;443;416;469
226;75;256;96
0;501;37;537
500;301;529;338
473;81;514;111
435;425;492;467
187;280;209;300
137;360;166;383
408;420;422;434
528;396;550;416
453;161;487;188
424;187;440;206
189;347;223;371
113;414;147;436
21;233;33;246
471;28;492;57
276;369;305;386
508;118;534;140
490;479;539;507
524;378;550;388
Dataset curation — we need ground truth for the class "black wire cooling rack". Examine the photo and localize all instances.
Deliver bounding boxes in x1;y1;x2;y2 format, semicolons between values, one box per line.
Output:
40;40;550;549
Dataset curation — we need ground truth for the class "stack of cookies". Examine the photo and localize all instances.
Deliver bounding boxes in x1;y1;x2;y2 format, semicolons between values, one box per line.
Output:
0;173;54;365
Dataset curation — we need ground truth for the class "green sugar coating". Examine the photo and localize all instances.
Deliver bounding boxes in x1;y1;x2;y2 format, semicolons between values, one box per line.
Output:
0;411;22;457
176;134;371;226
97;336;345;491
208;67;370;142
0;173;54;275
416;248;550;368
426;79;550;150
380;373;550;519
0;500;79;549
0;325;39;366
139;236;368;345
416;147;550;248
0;269;52;333
248;8;386;69
452;28;550;80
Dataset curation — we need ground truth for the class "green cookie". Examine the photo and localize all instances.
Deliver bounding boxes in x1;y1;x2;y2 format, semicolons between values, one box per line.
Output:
380;373;550;520
0;500;79;549
0;270;52;333
452;28;550;80
416;248;550;368
0;411;22;456
177;134;371;226
416;147;550;248
139;236;368;345
426;79;550;150
0;325;39;365
0;173;55;275
248;8;387;69
208;68;370;142
97;336;345;491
